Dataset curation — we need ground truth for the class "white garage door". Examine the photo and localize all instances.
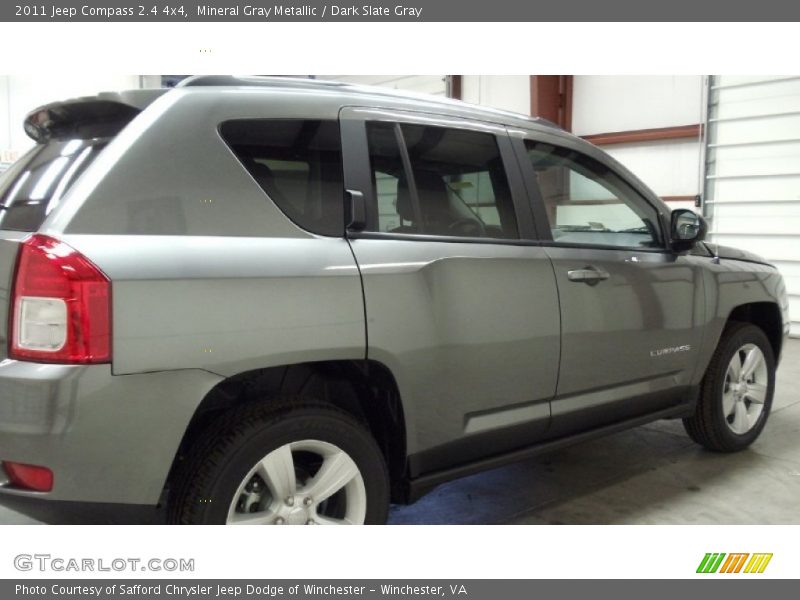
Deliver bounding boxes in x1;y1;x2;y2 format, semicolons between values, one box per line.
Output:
705;76;800;336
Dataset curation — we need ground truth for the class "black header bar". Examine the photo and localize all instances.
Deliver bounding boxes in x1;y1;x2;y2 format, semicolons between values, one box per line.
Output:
4;1;800;22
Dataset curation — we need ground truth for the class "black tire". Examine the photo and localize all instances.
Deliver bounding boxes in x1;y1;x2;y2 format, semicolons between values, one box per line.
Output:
683;322;776;452
168;399;390;524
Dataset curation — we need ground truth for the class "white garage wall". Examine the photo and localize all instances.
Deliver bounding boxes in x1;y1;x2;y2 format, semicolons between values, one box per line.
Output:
324;75;447;96
0;75;144;161
324;75;531;115
603;139;701;199
460;76;530;115
572;76;704;136
571;76;705;202
705;75;800;336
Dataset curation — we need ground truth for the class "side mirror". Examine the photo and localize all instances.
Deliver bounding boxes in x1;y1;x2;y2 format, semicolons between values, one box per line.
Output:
670;209;707;252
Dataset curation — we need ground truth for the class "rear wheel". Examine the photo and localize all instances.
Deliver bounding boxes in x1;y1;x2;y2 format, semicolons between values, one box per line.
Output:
683;322;775;452
169;400;390;524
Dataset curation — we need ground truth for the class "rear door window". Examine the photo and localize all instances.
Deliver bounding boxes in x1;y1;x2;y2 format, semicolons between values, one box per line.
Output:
0;140;106;231
365;122;519;240
220;120;345;237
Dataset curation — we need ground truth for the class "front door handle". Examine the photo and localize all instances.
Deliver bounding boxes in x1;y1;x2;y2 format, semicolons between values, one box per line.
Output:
567;266;610;285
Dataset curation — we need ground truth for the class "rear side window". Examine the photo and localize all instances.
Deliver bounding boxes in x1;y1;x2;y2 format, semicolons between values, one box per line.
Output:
220;120;345;237
0;140;105;231
365;122;518;240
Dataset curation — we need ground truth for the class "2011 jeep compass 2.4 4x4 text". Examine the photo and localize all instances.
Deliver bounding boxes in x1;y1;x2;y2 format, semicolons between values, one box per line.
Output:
0;76;790;524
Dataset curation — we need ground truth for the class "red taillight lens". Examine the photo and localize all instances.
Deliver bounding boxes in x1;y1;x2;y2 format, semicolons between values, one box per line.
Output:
3;462;54;492
9;234;111;364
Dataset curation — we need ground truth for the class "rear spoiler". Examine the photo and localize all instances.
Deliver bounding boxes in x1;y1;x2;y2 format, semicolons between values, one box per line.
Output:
23;89;168;143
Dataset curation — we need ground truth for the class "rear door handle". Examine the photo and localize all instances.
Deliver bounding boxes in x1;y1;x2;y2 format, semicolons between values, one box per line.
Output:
567;266;610;285
345;189;367;232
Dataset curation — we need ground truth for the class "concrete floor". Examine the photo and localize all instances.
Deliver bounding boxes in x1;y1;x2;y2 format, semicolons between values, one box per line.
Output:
3;340;799;525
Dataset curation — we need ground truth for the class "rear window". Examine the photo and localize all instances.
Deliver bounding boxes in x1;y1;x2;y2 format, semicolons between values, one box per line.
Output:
0;139;106;232
220;120;345;237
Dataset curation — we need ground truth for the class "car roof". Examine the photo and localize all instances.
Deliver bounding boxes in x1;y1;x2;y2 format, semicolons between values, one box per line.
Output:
26;76;568;144
177;75;564;134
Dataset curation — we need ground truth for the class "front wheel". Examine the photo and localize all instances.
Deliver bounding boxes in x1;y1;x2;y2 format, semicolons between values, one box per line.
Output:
169;401;390;525
683;322;776;452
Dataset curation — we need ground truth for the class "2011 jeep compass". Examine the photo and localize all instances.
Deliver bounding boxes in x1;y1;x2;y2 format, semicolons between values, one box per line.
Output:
0;76;790;524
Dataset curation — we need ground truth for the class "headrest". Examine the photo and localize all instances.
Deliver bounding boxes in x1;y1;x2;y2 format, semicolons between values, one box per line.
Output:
396;169;450;222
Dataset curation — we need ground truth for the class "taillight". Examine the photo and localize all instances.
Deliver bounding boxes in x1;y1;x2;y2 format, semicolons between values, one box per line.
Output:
2;461;54;492
9;234;111;364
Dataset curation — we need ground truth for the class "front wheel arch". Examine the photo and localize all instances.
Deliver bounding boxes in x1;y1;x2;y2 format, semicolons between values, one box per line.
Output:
726;302;784;363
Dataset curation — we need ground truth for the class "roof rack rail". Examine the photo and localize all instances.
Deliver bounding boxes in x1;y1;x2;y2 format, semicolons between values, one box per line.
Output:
175;75;557;131
177;75;346;89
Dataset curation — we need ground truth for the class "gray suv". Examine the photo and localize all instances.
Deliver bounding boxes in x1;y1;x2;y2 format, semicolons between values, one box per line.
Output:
0;76;790;524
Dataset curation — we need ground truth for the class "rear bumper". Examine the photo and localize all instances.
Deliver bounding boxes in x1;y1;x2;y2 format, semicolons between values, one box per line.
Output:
0;359;222;523
0;490;164;524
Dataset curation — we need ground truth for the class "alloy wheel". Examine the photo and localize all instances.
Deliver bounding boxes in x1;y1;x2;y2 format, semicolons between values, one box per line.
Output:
226;439;367;525
722;343;768;435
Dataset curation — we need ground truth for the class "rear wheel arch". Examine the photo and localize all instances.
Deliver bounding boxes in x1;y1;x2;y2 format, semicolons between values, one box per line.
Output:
169;400;390;524
165;360;408;504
